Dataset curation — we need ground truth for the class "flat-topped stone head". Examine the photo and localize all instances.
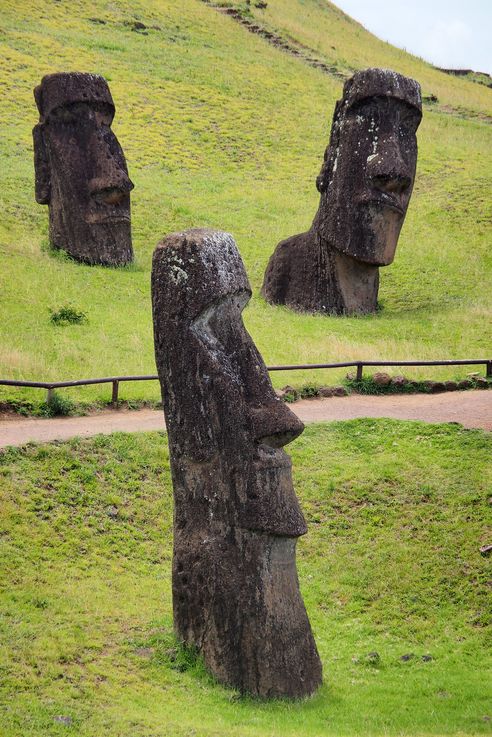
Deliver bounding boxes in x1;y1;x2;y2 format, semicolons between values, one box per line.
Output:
315;67;422;266
152;228;322;698
33;72;134;266
262;68;422;314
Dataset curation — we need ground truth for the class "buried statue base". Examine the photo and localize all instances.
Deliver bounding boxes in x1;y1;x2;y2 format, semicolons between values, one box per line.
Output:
33;72;134;266
262;68;422;315
152;228;322;698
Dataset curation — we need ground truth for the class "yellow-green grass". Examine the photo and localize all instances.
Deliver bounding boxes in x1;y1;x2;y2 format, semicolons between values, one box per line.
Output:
0;0;491;406
241;0;492;118
0;421;491;736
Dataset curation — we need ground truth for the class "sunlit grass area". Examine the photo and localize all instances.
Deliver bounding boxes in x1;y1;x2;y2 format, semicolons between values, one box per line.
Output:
0;421;491;736
0;0;490;406
241;0;492;117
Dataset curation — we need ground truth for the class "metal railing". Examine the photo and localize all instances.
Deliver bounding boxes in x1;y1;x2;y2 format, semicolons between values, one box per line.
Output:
0;358;490;406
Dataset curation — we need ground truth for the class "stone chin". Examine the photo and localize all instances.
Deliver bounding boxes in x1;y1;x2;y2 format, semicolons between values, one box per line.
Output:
52;218;133;266
86;202;133;262
333;202;405;267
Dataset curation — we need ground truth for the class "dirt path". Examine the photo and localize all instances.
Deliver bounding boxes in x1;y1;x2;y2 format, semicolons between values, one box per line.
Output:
0;391;490;449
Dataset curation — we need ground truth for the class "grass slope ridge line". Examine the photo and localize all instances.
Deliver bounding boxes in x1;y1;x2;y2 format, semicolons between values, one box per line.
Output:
200;0;352;80
199;0;492;124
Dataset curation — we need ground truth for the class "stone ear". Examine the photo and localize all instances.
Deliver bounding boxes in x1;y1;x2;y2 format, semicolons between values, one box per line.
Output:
33;124;51;204
316;146;332;192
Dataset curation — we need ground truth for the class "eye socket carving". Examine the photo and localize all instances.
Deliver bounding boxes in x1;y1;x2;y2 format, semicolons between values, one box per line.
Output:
191;290;250;352
346;97;420;135
49;102;114;127
190;290;251;387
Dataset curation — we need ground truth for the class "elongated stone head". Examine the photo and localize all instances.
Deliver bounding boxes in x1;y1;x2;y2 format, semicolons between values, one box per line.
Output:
33;72;134;265
315;68;422;266
152;228;322;698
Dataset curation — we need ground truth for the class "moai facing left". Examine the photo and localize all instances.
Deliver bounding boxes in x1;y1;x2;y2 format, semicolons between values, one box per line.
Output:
33;72;134;266
152;228;322;698
262;68;422;315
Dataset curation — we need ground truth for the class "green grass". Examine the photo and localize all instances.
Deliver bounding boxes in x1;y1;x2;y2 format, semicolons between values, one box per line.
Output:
0;0;491;406
0;421;490;736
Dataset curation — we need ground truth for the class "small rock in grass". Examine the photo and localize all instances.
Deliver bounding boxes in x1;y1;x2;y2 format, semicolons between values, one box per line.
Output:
400;653;415;661
457;379;473;389
54;716;72;725
365;651;380;665
346;371;357;381
318;387;334;397
425;381;446;393
391;375;407;388
475;377;490;389
479;544;492;557
332;386;348;397
421;654;433;662
373;372;391;386
443;380;458;391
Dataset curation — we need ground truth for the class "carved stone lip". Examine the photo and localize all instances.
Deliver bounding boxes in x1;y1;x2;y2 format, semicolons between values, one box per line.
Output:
253;446;292;470
367;194;405;215
89;214;131;224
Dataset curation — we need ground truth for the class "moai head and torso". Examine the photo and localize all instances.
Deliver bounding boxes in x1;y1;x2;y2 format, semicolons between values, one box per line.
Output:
152;228;322;698
262;68;422;315
33;72;134;266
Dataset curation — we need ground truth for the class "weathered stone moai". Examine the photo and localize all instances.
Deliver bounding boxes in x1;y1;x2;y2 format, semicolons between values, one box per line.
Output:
152;228;322;698
33;72;134;266
262;68;422;315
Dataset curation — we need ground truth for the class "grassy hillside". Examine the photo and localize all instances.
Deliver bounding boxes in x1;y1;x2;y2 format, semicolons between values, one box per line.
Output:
237;0;492;118
0;0;491;406
1;421;491;736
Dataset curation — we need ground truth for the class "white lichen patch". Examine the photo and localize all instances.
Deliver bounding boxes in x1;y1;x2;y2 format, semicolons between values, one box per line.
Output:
167;252;189;285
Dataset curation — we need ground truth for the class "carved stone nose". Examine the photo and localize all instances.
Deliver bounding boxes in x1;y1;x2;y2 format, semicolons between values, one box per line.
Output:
95;187;126;205
89;176;134;204
249;403;304;448
372;173;411;195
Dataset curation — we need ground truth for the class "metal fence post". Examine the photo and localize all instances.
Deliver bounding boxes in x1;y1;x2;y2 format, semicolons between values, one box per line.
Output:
356;363;363;381
111;380;119;406
486;361;492;378
47;387;55;405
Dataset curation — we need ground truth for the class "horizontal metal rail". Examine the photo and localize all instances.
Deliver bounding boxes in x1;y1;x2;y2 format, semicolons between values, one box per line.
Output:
267;359;492;370
0;358;490;405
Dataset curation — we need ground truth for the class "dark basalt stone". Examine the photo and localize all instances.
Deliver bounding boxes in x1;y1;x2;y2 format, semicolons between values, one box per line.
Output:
262;68;422;315
152;228;322;698
33;72;134;266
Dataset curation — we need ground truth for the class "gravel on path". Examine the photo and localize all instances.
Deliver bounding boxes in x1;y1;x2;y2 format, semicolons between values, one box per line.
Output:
0;390;490;449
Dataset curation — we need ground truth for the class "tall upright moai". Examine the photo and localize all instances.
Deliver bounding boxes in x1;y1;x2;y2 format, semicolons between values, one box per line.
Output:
262;68;422;315
152;228;322;698
33;72;134;266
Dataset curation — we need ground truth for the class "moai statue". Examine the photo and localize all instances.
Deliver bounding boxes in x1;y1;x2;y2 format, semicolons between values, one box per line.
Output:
33;72;134;266
152;228;322;698
262;68;422;315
